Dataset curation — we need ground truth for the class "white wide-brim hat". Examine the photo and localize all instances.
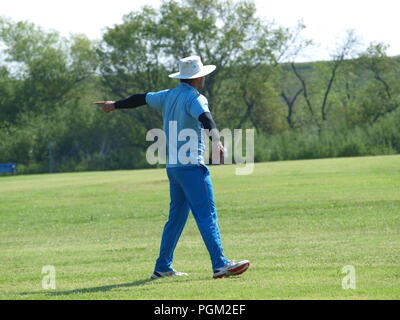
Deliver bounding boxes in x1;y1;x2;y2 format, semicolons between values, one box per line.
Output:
169;56;216;79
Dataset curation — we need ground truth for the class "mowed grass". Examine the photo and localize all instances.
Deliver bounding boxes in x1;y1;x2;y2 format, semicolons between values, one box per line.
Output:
0;155;399;300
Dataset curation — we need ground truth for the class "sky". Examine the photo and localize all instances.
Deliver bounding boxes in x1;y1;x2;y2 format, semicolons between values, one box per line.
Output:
1;0;399;62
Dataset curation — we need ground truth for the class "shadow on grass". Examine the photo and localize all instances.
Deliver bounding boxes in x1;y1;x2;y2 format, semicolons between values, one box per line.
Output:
21;278;153;297
21;275;227;297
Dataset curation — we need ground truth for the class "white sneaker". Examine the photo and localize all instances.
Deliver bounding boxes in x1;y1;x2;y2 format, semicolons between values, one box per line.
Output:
150;269;189;280
213;260;250;279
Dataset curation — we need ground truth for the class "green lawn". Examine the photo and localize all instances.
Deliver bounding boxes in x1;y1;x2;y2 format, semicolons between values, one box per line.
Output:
0;155;399;300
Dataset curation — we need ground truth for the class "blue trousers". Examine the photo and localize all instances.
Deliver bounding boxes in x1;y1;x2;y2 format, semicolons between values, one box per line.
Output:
155;164;228;272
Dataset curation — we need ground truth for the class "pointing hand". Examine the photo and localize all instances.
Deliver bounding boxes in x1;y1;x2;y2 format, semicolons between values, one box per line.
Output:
93;101;116;113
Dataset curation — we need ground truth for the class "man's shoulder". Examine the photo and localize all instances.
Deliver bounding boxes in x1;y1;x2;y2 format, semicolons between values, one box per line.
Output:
146;89;172;110
159;88;172;95
147;88;171;98
193;93;208;105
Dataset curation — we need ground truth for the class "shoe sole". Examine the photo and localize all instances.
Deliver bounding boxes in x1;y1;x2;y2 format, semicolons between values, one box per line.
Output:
150;272;189;280
213;261;250;279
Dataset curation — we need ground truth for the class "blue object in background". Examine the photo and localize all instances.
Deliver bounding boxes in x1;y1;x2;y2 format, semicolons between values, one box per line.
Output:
0;163;16;174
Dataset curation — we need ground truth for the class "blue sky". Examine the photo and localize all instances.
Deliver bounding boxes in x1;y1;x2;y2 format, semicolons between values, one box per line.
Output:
1;0;399;62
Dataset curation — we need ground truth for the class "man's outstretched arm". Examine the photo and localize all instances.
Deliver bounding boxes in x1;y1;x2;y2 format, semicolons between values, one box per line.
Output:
114;93;148;109
93;93;148;113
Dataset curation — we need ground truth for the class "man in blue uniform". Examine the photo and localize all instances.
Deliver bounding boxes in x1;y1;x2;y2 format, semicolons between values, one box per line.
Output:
94;56;250;279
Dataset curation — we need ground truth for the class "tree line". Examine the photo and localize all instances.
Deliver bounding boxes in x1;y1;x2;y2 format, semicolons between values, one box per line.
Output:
0;0;399;175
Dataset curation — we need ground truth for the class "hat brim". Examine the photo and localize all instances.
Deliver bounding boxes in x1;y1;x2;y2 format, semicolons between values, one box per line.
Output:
168;65;216;79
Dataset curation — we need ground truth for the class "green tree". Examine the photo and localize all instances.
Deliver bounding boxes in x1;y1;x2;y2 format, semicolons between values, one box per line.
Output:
289;30;360;131
356;43;400;124
0;17;98;172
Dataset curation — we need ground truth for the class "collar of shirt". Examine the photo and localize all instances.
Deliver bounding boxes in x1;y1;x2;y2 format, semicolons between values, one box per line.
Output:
178;82;199;95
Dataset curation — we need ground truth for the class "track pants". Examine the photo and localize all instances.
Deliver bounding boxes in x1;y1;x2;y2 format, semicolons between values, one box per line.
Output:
154;164;228;272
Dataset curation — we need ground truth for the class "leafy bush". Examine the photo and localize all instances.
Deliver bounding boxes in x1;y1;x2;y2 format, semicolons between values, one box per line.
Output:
255;110;399;162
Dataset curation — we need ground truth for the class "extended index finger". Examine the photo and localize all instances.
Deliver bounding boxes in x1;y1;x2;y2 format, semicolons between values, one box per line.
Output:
92;101;106;105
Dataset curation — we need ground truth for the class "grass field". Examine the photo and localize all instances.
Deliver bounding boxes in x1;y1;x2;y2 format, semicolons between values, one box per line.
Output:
0;155;399;300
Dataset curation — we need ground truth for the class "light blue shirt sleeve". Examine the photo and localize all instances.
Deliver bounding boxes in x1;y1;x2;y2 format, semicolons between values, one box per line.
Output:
146;90;170;111
187;94;210;120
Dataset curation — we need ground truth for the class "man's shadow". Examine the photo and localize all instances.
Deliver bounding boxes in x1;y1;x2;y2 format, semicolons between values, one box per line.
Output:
22;278;153;297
